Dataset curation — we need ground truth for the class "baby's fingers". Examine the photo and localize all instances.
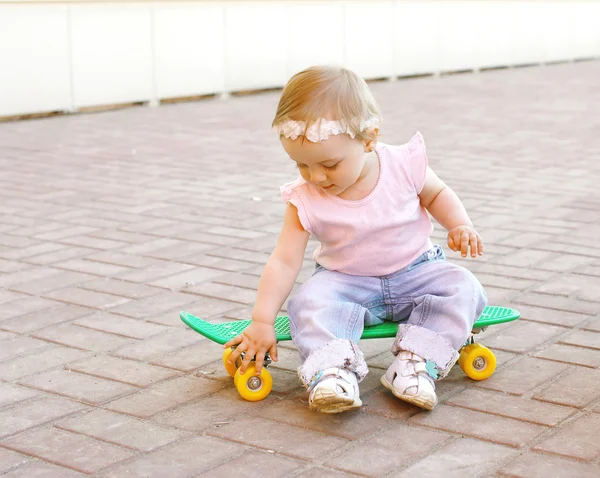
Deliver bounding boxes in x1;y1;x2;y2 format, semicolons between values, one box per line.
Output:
469;233;479;257
238;348;255;375
269;343;278;362
226;340;246;367
224;334;243;349
447;234;458;252
460;232;469;257
254;351;266;375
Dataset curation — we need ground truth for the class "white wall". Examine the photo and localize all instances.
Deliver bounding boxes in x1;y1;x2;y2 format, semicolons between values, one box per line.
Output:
0;0;599;118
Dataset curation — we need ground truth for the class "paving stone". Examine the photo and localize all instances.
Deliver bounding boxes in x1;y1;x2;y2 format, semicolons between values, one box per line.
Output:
533;367;600;408
74;312;169;339
107;291;198;318
105;375;224;418
0;290;27;305
0;336;50;361
295;467;357;477
42;287;130;310
209;417;349;460
54;259;132;277
581;317;600;332
0;396;86;439
559;329;600;350
17;369;136;405
181;254;259;272
393;438;515;478
532;413;600;461
0;267;61;289
474;357;569;396
498;451;600;477
513;304;592;327
112;328;202;361
328;423;449;476
58;235;128;250
196;450;303;477
185;281;257;304
0;383;38;409
100;436;246;478
482;320;568;353
150;339;223;371
409;405;547;448
0;296;59;322
0;304;93;333
535;343;600;368
151;387;258;431
23;246;97;266
445;388;575;426
256;397;390;440
77;278;163;300
0;346;89;381
86;250;162;269
173;296;244;321
68;354;179;386
1;461;86;477
56;408;187;451
149;267;226;290
9;271;96;295
514;292;599;315
116;261;194;284
0;448;29;474
0;427;134;474
32;323;133;352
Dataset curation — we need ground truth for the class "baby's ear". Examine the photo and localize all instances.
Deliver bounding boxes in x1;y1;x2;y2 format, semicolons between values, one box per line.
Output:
364;127;379;152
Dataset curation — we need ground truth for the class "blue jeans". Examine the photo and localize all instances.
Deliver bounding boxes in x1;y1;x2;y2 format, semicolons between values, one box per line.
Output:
288;245;487;385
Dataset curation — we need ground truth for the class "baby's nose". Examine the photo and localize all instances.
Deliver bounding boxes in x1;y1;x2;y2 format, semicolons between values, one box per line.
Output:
310;170;326;183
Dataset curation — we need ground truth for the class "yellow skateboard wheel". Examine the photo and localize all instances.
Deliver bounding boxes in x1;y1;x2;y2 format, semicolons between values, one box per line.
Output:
234;364;273;401
222;348;238;377
459;344;496;381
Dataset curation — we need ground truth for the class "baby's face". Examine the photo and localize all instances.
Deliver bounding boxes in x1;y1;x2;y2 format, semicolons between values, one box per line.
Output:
281;133;371;197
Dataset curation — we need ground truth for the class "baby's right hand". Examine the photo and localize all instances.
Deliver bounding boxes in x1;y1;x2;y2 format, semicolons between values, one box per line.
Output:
223;321;278;376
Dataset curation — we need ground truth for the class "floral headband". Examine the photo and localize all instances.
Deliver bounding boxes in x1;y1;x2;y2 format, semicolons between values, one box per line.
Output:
273;117;379;143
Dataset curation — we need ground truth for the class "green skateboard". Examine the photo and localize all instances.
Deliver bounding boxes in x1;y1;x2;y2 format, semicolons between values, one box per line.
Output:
180;305;519;401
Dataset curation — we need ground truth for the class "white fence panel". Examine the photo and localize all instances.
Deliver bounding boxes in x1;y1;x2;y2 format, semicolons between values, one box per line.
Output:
573;2;600;59
393;2;439;76
224;3;289;91
288;2;345;76
437;2;478;72
474;2;514;69
344;1;395;79
70;3;153;108
0;4;71;117
0;0;599;118
154;2;225;99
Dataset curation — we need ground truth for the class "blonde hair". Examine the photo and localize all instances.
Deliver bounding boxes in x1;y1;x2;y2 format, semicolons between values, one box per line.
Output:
272;66;381;142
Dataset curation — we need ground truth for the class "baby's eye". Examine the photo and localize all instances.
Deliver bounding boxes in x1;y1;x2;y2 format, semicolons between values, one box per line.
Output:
296;163;307;169
324;163;340;171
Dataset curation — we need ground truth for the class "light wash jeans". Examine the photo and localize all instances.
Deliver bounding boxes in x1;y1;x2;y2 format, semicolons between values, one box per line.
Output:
288;245;488;387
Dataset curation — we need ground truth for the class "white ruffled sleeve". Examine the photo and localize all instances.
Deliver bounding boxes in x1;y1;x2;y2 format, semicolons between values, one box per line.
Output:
280;179;312;233
407;132;429;194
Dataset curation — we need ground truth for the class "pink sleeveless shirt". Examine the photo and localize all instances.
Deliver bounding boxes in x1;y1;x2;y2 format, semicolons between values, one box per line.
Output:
280;132;434;276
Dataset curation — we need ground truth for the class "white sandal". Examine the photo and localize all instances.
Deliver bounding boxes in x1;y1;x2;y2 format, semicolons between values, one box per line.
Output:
308;368;362;414
380;351;438;410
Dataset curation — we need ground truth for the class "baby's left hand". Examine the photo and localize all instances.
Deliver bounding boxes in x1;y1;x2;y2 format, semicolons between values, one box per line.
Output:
448;225;483;258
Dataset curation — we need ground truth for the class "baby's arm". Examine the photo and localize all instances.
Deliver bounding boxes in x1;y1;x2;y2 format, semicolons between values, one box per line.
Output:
419;167;483;258
224;203;309;374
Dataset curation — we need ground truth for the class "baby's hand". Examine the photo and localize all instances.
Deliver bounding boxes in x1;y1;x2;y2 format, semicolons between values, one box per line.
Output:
223;321;278;376
447;225;483;258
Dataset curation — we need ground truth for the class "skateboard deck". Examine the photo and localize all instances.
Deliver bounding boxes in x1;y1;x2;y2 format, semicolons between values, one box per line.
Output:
180;305;520;345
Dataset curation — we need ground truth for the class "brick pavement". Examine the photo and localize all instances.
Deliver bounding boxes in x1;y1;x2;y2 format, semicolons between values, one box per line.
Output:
1;60;599;477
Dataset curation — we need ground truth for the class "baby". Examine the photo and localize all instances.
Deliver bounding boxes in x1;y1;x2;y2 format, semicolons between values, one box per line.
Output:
225;66;487;413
